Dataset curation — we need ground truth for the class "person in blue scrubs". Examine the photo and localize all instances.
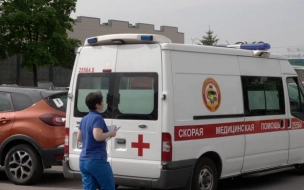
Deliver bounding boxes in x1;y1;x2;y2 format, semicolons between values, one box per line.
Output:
77;91;116;190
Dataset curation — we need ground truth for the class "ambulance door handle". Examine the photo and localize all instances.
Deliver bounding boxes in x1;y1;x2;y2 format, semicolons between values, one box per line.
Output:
281;119;284;128
116;139;126;144
138;124;147;129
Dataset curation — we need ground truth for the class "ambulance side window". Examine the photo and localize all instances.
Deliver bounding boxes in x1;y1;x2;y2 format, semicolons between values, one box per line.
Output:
242;76;285;116
287;77;304;120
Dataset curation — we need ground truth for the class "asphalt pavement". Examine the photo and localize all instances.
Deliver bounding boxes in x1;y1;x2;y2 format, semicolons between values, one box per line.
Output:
1;166;304;190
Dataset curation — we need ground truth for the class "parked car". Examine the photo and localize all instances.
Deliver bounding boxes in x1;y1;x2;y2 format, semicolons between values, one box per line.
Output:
0;86;67;185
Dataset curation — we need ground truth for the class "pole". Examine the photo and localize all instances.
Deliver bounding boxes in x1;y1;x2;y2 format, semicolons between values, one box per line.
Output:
49;64;53;83
16;55;20;85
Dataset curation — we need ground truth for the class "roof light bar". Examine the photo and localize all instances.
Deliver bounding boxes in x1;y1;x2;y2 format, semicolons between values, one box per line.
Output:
111;39;125;44
223;43;271;50
240;43;271;50
84;34;172;46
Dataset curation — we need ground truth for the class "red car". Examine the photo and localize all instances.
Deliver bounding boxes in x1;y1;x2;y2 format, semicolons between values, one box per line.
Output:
0;86;67;185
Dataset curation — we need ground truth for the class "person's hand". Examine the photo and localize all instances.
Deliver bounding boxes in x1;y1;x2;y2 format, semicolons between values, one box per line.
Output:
109;131;116;138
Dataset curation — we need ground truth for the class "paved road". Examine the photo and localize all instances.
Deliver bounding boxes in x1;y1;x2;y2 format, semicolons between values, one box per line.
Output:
0;166;304;190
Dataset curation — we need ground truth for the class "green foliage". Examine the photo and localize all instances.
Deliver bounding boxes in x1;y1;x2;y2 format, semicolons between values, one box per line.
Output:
0;0;81;86
0;6;6;60
199;27;219;46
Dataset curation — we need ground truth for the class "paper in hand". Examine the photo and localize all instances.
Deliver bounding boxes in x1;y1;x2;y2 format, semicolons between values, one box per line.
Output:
107;125;117;132
106;125;119;142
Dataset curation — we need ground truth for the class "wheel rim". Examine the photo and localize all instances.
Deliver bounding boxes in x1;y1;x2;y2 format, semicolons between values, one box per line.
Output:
198;167;213;190
8;151;32;180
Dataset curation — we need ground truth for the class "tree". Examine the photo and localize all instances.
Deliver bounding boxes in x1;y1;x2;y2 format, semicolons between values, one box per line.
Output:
0;0;81;86
198;26;219;46
0;6;6;60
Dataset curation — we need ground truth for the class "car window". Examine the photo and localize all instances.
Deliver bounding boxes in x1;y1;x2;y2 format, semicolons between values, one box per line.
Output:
287;78;304;119
11;93;33;111
288;83;299;101
0;93;12;112
74;72;158;120
118;76;155;114
45;93;67;112
77;76;109;114
241;76;285;116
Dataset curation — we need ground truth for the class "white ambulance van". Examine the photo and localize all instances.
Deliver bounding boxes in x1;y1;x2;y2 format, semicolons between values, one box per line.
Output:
63;34;304;190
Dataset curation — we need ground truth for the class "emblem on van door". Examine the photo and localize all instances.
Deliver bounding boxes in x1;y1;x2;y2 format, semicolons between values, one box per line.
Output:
131;134;150;157
202;78;221;112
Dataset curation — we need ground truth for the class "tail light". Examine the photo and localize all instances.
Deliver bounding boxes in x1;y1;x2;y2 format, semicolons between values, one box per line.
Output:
162;133;172;162
56;155;64;161
64;128;69;157
39;114;65;126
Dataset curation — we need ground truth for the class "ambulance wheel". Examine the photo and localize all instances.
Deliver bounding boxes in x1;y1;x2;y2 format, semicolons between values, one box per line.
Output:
191;157;218;190
295;164;304;172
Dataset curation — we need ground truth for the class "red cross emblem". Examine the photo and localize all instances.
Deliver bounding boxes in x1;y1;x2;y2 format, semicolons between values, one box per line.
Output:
131;134;150;156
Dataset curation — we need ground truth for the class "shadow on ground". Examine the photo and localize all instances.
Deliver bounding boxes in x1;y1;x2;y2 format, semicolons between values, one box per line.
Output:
218;168;304;190
1;167;304;190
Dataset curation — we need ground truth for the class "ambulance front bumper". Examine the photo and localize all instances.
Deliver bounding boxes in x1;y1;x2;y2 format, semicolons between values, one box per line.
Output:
63;159;196;189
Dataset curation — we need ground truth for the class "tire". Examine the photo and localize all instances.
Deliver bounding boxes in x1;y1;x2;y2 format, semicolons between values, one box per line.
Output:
295;164;304;172
4;144;44;185
191;157;218;190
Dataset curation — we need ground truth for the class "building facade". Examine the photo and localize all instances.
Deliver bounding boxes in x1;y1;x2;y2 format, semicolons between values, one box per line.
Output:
0;16;184;87
68;17;184;45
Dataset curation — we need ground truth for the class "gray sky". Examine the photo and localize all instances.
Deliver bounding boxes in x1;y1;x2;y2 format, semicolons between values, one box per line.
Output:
71;0;304;56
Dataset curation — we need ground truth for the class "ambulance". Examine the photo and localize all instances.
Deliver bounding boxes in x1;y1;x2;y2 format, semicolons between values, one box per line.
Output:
63;34;304;190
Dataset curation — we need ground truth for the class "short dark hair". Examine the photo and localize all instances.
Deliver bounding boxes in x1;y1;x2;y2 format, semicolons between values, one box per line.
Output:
85;91;103;110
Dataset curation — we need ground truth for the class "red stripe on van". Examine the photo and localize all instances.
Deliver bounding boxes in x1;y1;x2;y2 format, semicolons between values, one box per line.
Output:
290;118;303;130
174;118;304;141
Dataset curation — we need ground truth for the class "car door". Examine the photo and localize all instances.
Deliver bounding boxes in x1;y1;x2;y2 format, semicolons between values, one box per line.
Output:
241;76;289;172
67;46;117;171
110;44;163;179
285;76;304;164
0;92;15;143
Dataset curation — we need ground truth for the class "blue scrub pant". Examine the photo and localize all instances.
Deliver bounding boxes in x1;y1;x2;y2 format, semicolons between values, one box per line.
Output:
80;159;115;190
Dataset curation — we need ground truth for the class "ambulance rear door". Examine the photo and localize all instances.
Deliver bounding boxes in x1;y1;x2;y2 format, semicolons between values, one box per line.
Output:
68;45;118;171
110;44;163;178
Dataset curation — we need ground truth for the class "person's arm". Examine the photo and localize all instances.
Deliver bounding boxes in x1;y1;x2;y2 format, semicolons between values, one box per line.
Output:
77;129;82;142
93;117;116;141
93;128;115;141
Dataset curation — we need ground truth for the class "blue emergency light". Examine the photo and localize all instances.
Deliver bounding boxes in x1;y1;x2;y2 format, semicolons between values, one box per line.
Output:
141;35;153;41
222;43;271;50
87;37;98;44
240;43;271;50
